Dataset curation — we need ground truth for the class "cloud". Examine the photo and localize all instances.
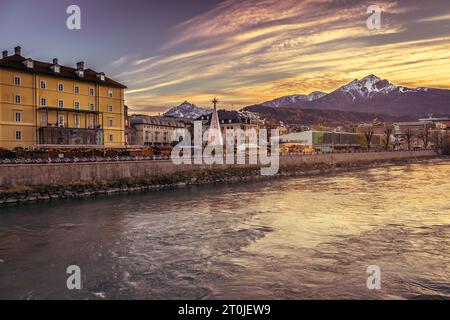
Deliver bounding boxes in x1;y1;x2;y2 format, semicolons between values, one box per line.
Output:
116;0;450;112
110;55;129;67
418;13;450;23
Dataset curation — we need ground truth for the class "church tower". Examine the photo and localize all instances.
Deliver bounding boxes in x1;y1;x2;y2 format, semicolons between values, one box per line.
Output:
208;97;224;145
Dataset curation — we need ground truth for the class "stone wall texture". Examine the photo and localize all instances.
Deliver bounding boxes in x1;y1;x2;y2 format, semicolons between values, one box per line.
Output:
0;151;436;188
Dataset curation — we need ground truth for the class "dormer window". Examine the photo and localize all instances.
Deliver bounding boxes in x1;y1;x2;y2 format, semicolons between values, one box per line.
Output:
51;65;60;73
75;69;84;78
23;58;34;69
97;73;106;81
51;58;60;73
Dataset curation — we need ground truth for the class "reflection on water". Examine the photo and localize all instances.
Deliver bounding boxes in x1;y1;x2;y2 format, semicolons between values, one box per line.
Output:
0;161;449;299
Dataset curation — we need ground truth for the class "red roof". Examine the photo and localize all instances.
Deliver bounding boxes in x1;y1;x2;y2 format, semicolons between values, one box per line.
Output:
0;54;127;89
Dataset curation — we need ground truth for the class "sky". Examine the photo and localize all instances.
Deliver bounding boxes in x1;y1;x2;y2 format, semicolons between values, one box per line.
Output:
1;0;450;113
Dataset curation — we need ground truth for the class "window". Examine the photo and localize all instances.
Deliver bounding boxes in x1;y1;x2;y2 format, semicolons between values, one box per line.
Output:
74;86;80;94
74;101;80;109
58;115;65;127
75;115;81;128
108;90;113;98
107;105;113;112
88;116;94;128
40;98;47;106
108;119;113;127
24;59;33;68
89;88;95;96
15;131;22;140
109;134;114;142
15;112;22;122
40;80;46;89
89;103;96;111
14;76;21;86
15;95;21;104
58;83;64;92
58;100;64;108
41;113;48;126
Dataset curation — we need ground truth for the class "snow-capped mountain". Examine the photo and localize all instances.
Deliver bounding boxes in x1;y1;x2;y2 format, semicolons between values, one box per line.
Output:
336;74;431;101
339;74;397;100
247;75;450;117
164;101;212;119
261;91;327;107
307;91;328;101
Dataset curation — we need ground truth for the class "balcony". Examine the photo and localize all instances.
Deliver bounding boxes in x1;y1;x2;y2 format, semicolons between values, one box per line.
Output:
38;127;104;146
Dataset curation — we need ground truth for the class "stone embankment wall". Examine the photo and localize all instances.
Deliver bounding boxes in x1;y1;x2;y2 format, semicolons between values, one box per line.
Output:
0;151;437;205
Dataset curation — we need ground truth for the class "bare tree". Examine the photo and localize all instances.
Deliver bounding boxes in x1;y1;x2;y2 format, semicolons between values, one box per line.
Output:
383;124;394;150
419;125;432;149
431;130;443;151
361;125;374;150
403;128;415;150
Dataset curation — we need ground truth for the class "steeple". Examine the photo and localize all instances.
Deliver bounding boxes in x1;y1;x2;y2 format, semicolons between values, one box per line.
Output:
208;97;223;146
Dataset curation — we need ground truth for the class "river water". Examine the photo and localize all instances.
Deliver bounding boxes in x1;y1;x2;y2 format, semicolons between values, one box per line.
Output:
0;161;449;300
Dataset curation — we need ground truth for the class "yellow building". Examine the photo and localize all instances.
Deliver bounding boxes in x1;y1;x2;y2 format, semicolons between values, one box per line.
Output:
0;46;126;150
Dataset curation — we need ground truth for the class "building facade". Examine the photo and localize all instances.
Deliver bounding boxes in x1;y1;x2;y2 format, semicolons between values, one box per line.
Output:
129;115;188;147
280;130;383;152
0;46;126;150
196;110;260;146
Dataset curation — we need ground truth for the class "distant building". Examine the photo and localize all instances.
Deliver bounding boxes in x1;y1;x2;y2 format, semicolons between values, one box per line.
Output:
393;121;435;149
196;109;260;145
129;115;188;147
279;130;382;152
418;115;450;130
357;118;386;135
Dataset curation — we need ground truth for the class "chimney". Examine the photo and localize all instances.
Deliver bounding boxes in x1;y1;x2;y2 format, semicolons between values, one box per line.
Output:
76;61;84;70
52;58;58;65
2;50;7;59
14;46;21;55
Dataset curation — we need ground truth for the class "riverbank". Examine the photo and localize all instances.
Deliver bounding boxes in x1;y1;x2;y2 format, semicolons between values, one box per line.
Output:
0;151;444;206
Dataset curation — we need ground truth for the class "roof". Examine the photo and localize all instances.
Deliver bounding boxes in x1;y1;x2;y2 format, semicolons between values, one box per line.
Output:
418;117;450;121
196;109;252;124
394;121;433;126
0;53;127;89
130;115;186;128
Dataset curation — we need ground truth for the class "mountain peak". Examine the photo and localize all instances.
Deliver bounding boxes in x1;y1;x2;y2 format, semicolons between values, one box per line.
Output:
339;74;396;99
361;74;381;82
261;91;327;107
164;101;212;119
307;91;327;101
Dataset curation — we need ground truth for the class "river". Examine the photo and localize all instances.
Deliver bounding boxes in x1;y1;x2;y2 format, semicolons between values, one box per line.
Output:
0;161;449;299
